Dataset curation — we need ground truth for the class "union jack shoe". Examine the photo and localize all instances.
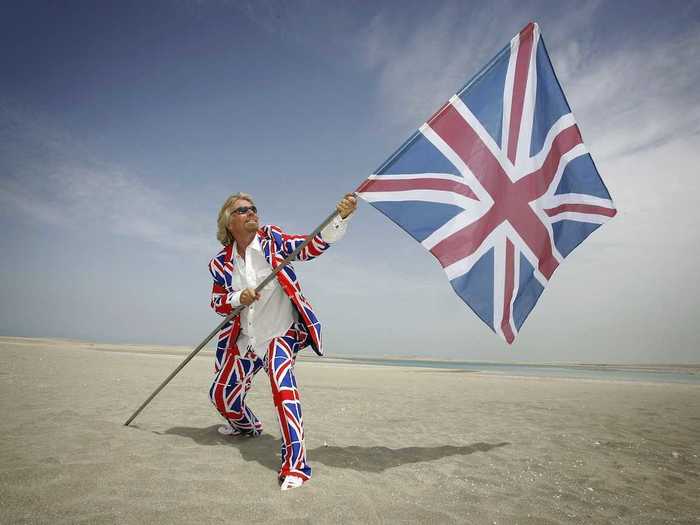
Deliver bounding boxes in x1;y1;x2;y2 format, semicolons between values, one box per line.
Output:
217;423;261;437
280;475;304;491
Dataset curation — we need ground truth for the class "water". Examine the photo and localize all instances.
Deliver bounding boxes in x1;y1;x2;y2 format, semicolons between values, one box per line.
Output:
331;357;700;384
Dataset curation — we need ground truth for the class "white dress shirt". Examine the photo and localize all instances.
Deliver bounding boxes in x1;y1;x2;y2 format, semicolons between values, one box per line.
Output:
230;215;348;353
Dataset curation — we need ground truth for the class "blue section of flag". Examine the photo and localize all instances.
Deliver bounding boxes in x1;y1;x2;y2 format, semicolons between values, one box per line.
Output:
378;133;461;177
554;154;612;199
450;249;495;329
530;39;571;156
552;220;602;257
513;254;544;330
371;200;463;243
458;50;509;147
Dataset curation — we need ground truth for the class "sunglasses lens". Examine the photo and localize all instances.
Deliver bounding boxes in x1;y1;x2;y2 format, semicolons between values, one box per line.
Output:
234;206;257;215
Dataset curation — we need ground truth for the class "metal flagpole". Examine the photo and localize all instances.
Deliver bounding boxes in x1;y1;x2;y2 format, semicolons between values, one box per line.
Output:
124;207;342;426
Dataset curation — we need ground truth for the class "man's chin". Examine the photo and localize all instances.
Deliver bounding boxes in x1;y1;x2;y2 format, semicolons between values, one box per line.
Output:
244;222;259;232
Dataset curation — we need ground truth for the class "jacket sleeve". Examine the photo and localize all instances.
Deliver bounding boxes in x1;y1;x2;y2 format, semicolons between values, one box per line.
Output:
280;215;348;261
208;256;241;316
280;232;329;262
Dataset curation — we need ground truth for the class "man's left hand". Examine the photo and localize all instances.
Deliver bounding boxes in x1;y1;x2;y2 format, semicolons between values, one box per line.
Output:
337;193;358;219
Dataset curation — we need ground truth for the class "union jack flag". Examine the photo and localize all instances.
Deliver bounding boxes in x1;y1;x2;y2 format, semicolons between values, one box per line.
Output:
357;22;616;343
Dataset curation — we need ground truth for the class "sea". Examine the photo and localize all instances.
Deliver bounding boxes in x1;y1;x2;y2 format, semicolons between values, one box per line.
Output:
329;357;700;385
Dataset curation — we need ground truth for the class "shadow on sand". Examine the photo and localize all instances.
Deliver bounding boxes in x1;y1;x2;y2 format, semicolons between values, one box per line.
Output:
161;425;510;473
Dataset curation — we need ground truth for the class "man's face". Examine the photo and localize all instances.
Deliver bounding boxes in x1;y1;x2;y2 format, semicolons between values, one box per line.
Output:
227;198;259;240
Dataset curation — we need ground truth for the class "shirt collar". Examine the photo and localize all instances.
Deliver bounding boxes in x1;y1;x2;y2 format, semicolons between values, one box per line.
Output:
233;233;262;259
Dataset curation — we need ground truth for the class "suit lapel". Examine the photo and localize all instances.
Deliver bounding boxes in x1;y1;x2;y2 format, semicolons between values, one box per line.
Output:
259;228;273;268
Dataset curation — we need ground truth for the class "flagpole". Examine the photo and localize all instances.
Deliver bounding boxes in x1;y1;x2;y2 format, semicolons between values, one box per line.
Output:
124;207;343;427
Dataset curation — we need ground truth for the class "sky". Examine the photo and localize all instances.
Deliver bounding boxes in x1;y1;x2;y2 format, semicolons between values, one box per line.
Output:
1;0;699;363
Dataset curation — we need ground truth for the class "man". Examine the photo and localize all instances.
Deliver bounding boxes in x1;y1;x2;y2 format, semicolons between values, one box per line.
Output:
207;192;357;490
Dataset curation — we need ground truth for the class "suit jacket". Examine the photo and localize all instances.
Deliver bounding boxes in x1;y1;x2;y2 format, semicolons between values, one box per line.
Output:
208;224;331;367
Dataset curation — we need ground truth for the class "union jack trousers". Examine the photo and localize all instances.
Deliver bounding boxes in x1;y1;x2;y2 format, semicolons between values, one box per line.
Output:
209;323;312;481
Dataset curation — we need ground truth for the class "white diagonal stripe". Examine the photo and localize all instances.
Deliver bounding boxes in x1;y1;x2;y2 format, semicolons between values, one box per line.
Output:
422;208;482;250
527;114;580;171
449;96;515;180
420;123;494;206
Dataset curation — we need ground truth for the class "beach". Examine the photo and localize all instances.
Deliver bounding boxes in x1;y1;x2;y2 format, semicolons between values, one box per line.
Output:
1;337;698;524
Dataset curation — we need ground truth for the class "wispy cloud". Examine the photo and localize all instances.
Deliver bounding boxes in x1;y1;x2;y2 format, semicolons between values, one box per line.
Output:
0;102;211;253
358;2;513;133
559;23;700;161
353;1;699;163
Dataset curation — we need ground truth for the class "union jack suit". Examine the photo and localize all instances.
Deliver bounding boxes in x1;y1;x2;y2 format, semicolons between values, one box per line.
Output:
207;224;332;481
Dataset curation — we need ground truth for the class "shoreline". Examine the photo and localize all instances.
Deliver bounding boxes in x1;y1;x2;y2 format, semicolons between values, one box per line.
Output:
1;336;698;379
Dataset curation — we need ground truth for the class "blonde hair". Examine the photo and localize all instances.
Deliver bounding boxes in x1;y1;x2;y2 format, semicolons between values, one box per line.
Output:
216;192;255;246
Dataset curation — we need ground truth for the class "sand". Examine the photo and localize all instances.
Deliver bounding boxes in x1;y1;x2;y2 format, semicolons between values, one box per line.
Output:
0;336;698;524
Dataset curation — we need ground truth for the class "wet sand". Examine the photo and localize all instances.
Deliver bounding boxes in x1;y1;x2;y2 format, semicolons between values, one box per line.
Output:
1;337;698;524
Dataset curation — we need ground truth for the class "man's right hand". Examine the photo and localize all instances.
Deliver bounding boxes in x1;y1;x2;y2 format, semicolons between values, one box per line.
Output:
240;288;260;306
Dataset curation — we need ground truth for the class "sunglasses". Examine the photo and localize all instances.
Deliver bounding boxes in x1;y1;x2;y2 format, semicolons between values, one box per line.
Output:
232;205;257;215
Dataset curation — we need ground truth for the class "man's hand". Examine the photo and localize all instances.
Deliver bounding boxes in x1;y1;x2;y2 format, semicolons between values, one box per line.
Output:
240;288;260;306
337;193;358;219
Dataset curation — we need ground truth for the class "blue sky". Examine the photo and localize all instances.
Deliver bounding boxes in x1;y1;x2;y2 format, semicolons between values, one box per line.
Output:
1;0;699;363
